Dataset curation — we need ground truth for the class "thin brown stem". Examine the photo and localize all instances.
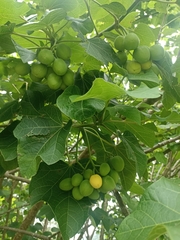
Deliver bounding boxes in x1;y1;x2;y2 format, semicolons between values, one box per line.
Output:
4;172;30;184
145;135;180;154
0;226;49;240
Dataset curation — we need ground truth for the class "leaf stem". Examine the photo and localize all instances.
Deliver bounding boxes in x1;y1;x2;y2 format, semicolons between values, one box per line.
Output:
84;0;99;36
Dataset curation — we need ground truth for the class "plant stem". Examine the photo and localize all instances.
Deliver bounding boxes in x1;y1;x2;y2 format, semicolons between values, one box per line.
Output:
13;201;44;240
0;226;49;240
113;190;129;217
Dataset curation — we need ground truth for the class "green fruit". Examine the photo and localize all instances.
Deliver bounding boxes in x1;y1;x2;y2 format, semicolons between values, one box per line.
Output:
109;156;125;172
47;72;62;90
126;60;141;74
100;175;116;193
151;63;160;75
133;46;150;63
83;169;93;179
52;58;68;76
56;43;71;60
37;49;54;65
150;44;164;61
99;163;110;176
79;179;94;197
59;178;73;191
30;72;42;82
72;187;83;200
124;33;140;50
62;68;74;86
116;51;127;65
114;35;125;51
14;61;30;76
31;63;47;78
60;82;67;90
108;169;119;184
141;60;152;70
88;189;100;200
71;173;83;187
46;67;54;78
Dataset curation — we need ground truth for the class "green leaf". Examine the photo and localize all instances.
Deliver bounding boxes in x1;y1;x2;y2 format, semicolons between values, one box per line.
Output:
0;0;29;25
57;86;105;121
104;119;155;147
107;104;141;124
117;143;136;190
19;8;66;31
121;131;147;178
0;121;18;161
116;177;180;240
172;56;180;74
41;0;78;11
154;152;167;164
0;35;16;54
110;63;128;76
128;69;160;87
20;90;45;116
162;88;177;110
70;17;94;35
156;51;173;87
0;100;20;123
0;24;15;35
147;225;167;240
14;106;72;177
12;40;36;62
102;2;126;18
126;83;161;99
134;23;155;46
165;224;180;240
121;12;138;28
129;182;145;195
72;78;125;102
156;111;180;124
29;161;91;240
81;37;120;65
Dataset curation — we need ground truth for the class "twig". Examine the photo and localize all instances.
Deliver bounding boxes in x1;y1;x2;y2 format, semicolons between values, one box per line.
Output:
4;173;30;184
113;190;129;217
13;201;44;240
0;203;29;216
0;226;49;240
145;135;180;154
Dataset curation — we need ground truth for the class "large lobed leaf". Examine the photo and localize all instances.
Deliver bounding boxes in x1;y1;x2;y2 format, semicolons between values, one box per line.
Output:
0;0;29;24
81;37;120;65
72;78;125;102
29;160;91;240
13;106;72;177
116;177;180;240
18;8;66;31
57;85;105;121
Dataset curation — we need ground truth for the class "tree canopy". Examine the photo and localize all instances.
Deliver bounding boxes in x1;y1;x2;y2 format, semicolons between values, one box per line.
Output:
0;0;180;240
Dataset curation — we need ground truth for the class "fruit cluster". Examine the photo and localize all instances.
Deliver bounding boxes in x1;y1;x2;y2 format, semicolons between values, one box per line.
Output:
114;32;165;75
10;43;74;90
59;156;124;201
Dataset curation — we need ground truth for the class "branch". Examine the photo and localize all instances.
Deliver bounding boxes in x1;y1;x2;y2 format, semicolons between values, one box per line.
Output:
13;201;44;240
0;226;49;240
0;203;30;216
113;190;129;217
145;135;180;154
4;172;30;184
